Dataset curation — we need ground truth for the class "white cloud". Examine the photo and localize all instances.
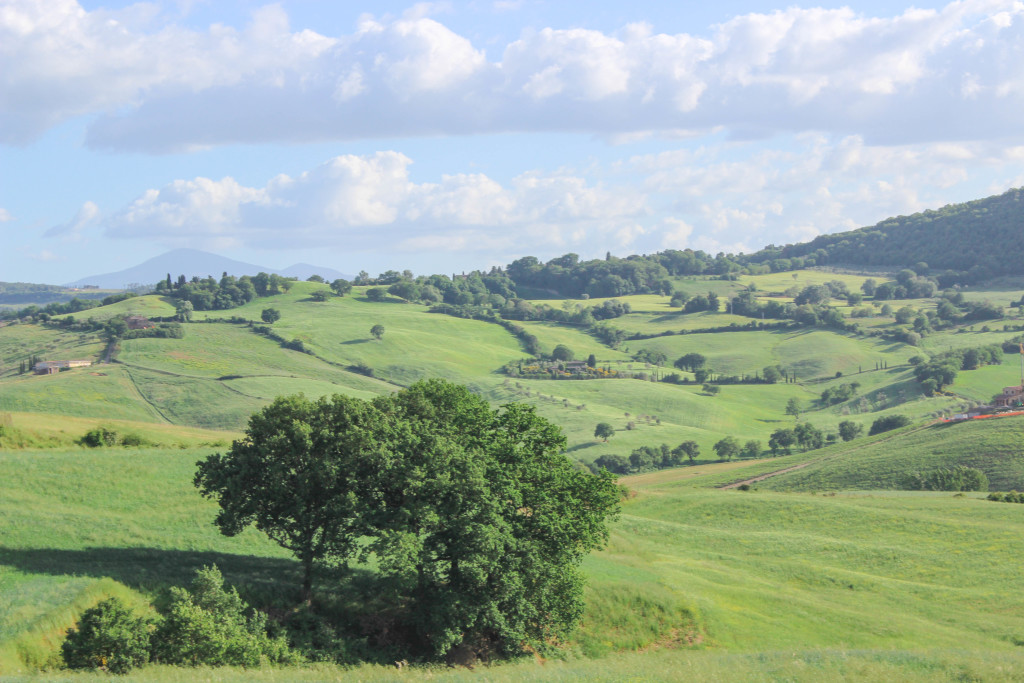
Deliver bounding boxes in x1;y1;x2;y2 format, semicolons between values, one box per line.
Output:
28;249;58;262
660;217;693;249
44;200;99;239
0;207;12;222
4;1;1024;149
104;151;647;254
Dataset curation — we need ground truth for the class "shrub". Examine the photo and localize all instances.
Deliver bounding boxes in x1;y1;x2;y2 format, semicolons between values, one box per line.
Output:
62;597;152;674
152;566;296;667
868;415;911;435
347;363;374;377
80;427;119;448
901;466;988;492
119;432;149;447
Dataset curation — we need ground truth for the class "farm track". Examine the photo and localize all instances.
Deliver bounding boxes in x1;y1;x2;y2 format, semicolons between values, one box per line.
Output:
717;422;937;489
122;365;174;424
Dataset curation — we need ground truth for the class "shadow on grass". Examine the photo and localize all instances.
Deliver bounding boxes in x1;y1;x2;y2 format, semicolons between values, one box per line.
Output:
0;546;305;604
566;441;600;453
340;338;371;345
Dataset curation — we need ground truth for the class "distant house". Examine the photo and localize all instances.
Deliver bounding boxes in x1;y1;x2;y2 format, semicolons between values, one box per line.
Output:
563;361;588;373
125;315;154;330
82;285;99;290
34;360;92;375
994;385;1024;408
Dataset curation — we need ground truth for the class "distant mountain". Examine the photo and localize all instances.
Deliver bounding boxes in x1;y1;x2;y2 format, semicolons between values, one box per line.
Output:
277;262;350;282
746;186;1024;281
65;249;351;289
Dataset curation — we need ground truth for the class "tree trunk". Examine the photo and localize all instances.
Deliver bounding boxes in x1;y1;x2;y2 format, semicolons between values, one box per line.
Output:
302;556;313;606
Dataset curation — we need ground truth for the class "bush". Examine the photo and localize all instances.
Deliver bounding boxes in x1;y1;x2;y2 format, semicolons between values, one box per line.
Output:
62;597;152;674
80;427;119;448
284;607;357;664
152;566;296;667
901;466;988;492
119;432;149;447
347;363;374;377
869;415;911;435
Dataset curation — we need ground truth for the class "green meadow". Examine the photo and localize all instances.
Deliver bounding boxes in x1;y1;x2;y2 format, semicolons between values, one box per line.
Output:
4;446;1024;678
6;269;1024;677
759;415;1024;492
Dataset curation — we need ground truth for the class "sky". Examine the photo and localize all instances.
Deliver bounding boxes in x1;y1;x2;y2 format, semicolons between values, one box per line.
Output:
2;0;1024;284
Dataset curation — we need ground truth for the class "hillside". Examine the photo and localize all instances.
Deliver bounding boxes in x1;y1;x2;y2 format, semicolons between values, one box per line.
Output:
750;186;1024;279
5;272;1024;462
4;446;1024;677
6;257;1024;676
755;415;1024;492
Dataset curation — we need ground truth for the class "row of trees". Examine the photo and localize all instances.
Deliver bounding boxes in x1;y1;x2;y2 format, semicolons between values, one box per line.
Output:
154;273;294;311
590;441;701;474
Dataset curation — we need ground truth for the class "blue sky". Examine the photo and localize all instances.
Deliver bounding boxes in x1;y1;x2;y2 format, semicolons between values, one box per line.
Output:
2;0;1024;284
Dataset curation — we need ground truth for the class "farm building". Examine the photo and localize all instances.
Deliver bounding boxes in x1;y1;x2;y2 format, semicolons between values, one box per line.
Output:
126;315;154;330
34;360;93;375
993;385;1024;408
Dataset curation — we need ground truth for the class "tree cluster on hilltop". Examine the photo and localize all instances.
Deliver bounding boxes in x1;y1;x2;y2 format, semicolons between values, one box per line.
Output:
154;272;294;311
747;186;1024;282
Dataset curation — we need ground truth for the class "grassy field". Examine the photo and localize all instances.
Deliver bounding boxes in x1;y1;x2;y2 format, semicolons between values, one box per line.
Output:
628;328;917;380
52;295;178;323
755;414;1024;492
0;366;165;423
4;449;1024;678
0;324;104;379
0;411;238;449
741;269;877;293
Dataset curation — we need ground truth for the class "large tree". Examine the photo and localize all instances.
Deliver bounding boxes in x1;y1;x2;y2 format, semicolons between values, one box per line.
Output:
366;381;620;657
194;394;380;603
196;381;619;660
594;422;615;442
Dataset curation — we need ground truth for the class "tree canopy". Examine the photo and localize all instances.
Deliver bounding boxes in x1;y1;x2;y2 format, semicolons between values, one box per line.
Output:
195;380;619;660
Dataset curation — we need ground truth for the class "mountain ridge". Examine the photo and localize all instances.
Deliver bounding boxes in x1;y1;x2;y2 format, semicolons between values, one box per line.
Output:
65;248;351;289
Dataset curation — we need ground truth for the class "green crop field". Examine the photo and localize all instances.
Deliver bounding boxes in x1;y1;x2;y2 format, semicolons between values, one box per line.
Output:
0;324;104;379
628;328;917;379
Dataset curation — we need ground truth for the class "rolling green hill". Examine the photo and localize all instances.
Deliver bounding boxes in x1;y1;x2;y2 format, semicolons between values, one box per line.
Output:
750;186;1024;278
6;262;1024;678
3;447;1024;678
756;415;1024;492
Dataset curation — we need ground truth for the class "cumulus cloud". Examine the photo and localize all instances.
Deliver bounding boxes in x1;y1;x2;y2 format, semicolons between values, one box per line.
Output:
104;152;647;253
3;0;1023;149
0;208;12;222
44;201;99;239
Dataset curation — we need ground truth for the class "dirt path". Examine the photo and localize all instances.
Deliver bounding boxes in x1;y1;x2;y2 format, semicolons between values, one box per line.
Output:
718;422;937;489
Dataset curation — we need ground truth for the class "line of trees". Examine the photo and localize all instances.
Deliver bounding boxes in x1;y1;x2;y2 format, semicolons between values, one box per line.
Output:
590;441;701;474
154;272;294;311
